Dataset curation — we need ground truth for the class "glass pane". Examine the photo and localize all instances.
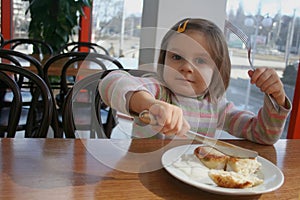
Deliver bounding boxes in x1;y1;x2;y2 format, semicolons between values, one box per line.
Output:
13;0;30;38
226;0;300;138
91;0;143;68
0;0;30;37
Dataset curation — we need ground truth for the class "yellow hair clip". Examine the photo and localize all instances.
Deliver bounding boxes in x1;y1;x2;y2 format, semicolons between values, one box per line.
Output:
177;20;189;33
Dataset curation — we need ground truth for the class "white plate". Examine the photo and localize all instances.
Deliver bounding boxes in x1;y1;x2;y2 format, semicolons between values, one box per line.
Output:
161;144;284;195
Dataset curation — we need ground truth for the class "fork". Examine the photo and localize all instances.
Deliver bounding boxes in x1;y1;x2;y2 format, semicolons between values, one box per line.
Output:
225;20;255;70
225;20;279;111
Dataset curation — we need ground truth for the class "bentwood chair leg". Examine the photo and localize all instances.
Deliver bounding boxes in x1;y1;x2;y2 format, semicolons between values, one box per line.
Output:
51;109;64;138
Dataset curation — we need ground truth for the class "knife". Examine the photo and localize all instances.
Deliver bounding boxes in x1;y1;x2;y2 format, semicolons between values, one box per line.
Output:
139;110;258;159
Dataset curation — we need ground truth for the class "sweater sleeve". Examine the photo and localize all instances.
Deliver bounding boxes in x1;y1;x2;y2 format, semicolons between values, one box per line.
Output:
98;70;164;115
223;95;291;145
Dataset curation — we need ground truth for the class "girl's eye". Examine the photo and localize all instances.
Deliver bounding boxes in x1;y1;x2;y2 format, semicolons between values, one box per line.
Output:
171;54;182;60
195;57;206;64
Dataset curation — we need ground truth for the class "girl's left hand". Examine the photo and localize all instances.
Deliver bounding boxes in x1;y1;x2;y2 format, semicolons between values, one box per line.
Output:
248;67;286;107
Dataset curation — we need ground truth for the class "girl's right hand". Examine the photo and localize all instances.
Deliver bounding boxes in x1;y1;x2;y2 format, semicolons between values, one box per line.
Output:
147;101;190;137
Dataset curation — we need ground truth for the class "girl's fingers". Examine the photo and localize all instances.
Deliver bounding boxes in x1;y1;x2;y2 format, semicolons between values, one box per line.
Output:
248;70;254;78
250;68;278;90
248;68;266;83
160;108;183;135
148;102;189;136
248;68;286;106
264;79;283;94
253;69;272;86
258;75;277;93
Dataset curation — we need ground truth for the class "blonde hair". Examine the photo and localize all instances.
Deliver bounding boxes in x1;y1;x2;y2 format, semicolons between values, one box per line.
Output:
157;18;231;100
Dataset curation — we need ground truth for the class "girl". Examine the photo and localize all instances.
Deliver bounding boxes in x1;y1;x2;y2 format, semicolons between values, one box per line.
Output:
99;18;291;145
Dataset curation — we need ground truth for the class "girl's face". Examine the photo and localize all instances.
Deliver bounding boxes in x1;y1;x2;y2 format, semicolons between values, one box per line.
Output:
163;30;214;97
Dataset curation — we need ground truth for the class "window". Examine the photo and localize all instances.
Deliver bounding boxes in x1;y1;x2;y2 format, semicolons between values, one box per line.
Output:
13;0;30;38
91;0;143;68
225;0;300;138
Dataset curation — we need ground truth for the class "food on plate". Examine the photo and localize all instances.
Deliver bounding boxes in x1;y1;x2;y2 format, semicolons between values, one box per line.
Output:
194;146;229;170
193;146;264;188
227;157;261;176
208;170;264;188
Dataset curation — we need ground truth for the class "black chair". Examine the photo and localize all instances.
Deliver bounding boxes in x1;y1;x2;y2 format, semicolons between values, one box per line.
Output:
0;33;4;47
62;72;107;138
0;71;22;137
0;63;53;137
2;38;53;63
0;49;44;105
43;52;123;108
43;52;124;137
62;69;155;138
59;42;110;55
0;49;44;76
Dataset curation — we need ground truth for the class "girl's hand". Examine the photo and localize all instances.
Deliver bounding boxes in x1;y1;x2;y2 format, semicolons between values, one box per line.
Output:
129;91;190;136
248;68;286;107
148;101;190;137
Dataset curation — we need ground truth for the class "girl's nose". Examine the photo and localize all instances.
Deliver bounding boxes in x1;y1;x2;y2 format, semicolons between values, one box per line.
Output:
178;61;194;73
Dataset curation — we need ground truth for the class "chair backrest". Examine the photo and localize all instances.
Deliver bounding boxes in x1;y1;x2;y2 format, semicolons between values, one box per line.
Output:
0;49;44;101
2;38;53;63
62;69;155;138
0;49;43;77
43;52;124;109
0;63;53;137
43;52;124;138
59;42;110;55
0;71;22;137
62;72;105;138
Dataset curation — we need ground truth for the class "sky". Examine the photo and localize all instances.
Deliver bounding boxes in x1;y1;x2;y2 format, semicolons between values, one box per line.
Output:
124;0;143;17
226;0;300;17
124;0;300;17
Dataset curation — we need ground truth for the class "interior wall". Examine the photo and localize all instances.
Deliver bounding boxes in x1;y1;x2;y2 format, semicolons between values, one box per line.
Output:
139;0;227;71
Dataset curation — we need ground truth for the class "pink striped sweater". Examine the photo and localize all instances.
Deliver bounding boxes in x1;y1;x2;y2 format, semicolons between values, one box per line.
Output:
99;70;291;145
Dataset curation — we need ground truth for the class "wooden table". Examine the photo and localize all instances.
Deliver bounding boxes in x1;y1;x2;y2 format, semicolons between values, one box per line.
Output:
0;139;299;199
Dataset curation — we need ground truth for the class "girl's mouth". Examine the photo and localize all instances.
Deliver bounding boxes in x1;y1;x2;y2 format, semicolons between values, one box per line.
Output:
175;78;194;83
